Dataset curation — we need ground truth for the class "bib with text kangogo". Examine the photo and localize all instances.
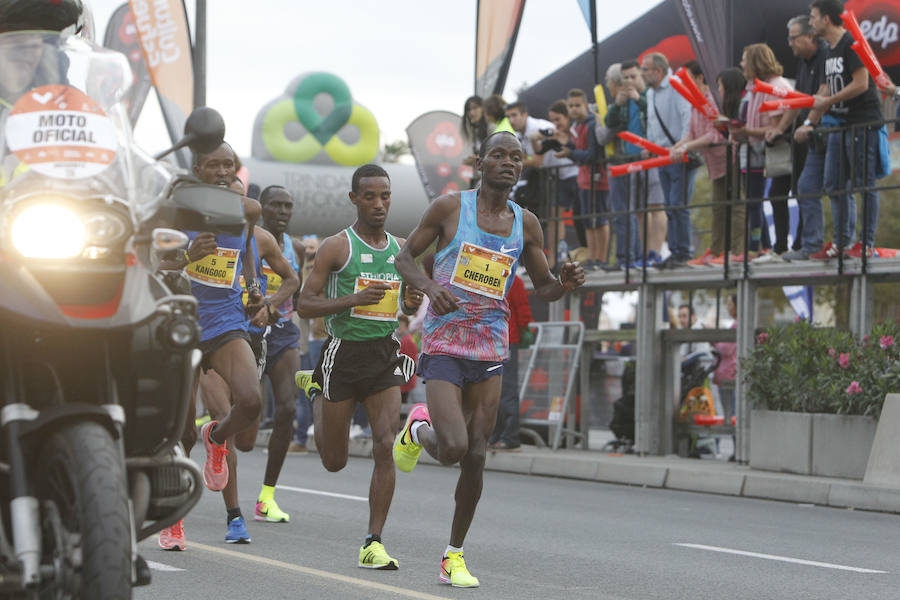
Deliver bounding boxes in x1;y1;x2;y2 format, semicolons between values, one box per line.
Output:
451;242;514;300
186;247;239;289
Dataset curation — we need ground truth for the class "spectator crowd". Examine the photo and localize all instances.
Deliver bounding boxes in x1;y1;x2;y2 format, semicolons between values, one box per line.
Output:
460;0;899;271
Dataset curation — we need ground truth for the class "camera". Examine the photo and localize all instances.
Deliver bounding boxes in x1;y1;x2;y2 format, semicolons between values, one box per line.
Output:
539;128;555;137
539;138;563;154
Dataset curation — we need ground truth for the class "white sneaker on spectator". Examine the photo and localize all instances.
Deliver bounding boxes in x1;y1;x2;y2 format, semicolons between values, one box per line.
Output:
751;251;785;264
783;249;811;261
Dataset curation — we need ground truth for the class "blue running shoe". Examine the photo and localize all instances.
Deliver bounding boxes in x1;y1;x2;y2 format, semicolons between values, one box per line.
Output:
225;516;251;544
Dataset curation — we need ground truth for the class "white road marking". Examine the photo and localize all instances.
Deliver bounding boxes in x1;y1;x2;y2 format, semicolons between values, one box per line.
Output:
278;484;367;502
674;543;888;574
145;560;186;572
191;542;451;599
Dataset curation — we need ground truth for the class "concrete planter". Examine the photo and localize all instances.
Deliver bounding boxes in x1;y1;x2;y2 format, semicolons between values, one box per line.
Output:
750;410;877;479
750;410;813;475
811;413;877;479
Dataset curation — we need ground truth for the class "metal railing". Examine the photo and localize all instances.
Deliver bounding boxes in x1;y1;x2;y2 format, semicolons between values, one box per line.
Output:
526;115;900;280
521;115;900;458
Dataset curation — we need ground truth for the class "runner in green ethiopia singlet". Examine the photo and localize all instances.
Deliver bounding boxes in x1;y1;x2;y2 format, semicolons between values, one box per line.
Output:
324;227;402;341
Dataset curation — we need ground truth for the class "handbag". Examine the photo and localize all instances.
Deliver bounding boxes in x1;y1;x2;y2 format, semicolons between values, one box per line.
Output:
763;137;792;178
652;98;703;170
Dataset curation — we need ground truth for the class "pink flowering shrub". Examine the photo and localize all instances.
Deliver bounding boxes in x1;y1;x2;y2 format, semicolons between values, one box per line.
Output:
743;320;900;418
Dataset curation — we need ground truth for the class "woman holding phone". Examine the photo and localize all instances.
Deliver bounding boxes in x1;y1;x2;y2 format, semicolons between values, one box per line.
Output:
671;64;747;265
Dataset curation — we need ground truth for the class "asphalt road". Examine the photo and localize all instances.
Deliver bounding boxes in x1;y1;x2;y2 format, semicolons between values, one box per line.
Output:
135;448;899;600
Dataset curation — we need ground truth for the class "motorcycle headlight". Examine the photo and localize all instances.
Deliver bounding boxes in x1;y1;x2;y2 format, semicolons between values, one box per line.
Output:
11;203;86;259
84;211;128;246
7;198;132;260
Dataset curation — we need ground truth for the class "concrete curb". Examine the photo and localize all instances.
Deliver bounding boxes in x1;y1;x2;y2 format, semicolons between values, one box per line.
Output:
256;431;900;514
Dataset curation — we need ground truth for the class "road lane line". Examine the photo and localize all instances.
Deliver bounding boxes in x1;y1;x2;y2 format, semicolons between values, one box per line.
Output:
674;543;888;573
278;484;367;502
145;560;186;572
190;542;451;599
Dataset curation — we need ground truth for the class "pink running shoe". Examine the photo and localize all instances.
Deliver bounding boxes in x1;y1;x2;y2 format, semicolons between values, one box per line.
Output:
158;519;186;551
200;420;229;491
393;403;431;473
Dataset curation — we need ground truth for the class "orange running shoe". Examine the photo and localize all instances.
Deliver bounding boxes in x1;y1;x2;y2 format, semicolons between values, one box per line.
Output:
158;519;186;551
200;420;229;491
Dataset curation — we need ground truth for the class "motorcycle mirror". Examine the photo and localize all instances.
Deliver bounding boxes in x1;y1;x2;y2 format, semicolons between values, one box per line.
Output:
151;228;189;252
149;228;190;272
153;107;226;161
168;183;245;237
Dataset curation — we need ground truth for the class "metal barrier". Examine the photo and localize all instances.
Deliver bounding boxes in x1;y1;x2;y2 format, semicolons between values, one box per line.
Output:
518;321;584;450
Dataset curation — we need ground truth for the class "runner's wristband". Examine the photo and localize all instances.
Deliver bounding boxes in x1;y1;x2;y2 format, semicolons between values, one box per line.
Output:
399;282;417;315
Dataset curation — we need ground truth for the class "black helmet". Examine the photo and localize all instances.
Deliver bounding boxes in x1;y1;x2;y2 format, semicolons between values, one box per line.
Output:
0;0;91;37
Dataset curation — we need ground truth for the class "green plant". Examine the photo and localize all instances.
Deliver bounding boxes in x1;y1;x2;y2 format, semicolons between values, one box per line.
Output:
743;320;900;418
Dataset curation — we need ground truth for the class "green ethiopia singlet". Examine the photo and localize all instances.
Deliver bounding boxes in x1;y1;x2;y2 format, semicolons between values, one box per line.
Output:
324;227;402;341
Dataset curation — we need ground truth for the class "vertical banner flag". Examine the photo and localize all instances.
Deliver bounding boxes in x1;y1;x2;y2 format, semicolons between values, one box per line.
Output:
670;0;732;109
474;0;527;98
576;0;592;33
103;3;152;125
128;0;194;167
406;111;470;201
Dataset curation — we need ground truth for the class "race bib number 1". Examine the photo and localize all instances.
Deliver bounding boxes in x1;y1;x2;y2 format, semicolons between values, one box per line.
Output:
451;242;514;300
351;277;400;321
186;247;239;289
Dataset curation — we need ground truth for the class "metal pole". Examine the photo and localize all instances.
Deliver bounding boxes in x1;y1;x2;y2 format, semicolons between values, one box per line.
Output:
590;0;599;87
193;0;207;109
473;0;480;94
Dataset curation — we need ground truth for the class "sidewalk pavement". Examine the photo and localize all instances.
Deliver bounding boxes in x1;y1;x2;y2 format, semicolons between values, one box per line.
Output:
257;432;900;515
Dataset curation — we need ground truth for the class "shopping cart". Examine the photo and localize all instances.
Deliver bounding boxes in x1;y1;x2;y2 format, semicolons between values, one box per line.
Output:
518;321;584;450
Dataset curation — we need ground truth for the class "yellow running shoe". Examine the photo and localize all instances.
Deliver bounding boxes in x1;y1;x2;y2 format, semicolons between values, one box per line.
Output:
254;498;290;523
440;550;479;588
294;370;322;398
392;403;430;473
358;541;398;570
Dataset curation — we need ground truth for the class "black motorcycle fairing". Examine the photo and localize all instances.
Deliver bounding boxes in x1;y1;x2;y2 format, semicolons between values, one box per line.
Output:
0;257;68;327
0;256;171;329
15;402;120;442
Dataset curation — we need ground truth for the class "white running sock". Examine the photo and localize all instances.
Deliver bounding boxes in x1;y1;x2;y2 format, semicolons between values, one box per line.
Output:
445;544;463;557
410;421;427;445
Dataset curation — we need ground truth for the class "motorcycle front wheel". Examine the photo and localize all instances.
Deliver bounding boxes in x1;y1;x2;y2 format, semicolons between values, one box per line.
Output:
37;421;132;599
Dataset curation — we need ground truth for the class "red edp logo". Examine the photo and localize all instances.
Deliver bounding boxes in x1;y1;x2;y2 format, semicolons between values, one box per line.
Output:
846;0;900;65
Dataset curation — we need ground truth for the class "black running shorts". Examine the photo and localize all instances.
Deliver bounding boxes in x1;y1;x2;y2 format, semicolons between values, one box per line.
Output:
313;334;415;402
199;330;251;373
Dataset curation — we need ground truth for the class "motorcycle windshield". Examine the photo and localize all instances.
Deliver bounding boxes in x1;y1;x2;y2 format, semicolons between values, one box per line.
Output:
0;31;170;224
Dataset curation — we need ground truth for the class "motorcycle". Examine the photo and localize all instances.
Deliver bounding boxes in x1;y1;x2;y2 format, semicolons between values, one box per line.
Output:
0;31;246;598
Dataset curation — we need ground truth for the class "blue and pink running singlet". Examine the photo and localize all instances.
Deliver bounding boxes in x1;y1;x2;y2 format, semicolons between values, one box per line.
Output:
423;189;524;362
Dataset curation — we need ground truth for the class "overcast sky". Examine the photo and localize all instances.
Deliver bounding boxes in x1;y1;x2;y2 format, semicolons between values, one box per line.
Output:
88;0;661;157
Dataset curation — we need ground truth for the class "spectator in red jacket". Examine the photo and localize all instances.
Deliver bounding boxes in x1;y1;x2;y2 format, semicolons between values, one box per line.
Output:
489;276;534;450
397;314;418;402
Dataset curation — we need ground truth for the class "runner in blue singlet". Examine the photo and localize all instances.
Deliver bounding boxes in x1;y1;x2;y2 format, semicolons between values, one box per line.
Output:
196;177;299;544
253;185;306;524
156;145;297;549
